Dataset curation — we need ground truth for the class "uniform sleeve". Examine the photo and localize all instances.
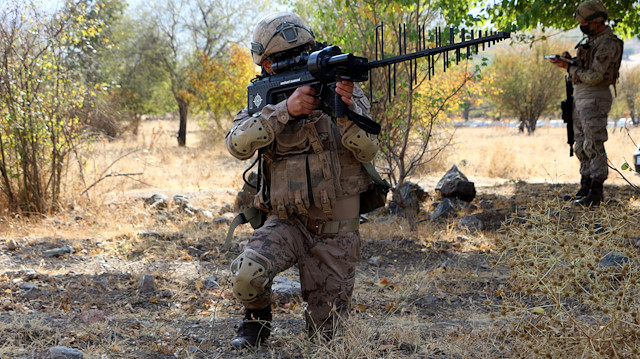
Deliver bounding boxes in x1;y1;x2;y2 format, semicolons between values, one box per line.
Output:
225;101;292;160
569;39;622;86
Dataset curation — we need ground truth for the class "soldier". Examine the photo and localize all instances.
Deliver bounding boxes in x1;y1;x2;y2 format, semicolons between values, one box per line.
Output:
224;12;379;348
549;0;623;206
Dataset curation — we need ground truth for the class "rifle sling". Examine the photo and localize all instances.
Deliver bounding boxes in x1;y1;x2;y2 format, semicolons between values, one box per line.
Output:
224;207;265;251
348;109;381;135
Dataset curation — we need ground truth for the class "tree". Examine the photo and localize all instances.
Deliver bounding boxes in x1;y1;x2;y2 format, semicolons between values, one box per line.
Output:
478;0;640;39
293;0;483;228
481;39;567;134
190;44;258;135
141;0;258;147
617;64;640;125
0;0;107;213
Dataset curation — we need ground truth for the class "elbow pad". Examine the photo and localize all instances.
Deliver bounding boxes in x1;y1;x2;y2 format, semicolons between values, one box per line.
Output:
342;127;379;162
227;117;274;159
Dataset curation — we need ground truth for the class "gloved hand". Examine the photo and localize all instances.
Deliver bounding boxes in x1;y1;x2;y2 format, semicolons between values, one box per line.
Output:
583;139;596;158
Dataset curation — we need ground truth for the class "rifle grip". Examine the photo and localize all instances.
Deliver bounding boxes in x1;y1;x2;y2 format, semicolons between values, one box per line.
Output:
335;91;346;119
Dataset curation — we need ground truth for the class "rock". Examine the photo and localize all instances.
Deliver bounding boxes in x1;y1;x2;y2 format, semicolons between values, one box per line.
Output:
172;194;189;206
37;346;83;359
137;230;161;239
42;245;73;258
271;277;301;304
199;210;213;219
22;287;41;299
6;239;19;250
218;203;233;215
79;309;108;324
435;165;476;202
202;276;219;289
457;210;508;231
479;199;494;210
431;198;459;221
368;256;383;267
599;252;629;268
144;194;169;209
2;269;37;280
388;181;428;217
19;282;37;290
137;275;156;293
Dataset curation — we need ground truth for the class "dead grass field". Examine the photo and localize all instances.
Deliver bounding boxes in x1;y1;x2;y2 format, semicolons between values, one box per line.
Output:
0;119;639;358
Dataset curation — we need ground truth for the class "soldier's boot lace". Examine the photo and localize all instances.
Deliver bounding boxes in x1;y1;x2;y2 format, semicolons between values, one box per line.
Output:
230;307;272;349
574;180;603;207
563;176;591;201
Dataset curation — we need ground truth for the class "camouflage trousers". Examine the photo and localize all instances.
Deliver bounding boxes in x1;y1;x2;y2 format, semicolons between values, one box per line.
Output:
233;214;361;335
572;89;612;182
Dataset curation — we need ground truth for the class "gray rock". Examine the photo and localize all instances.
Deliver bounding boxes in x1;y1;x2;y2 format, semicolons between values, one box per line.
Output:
479;199;494;210
144;194;168;209
435;165;476;202
172;194;189;206
457;210;508;231
218;203;233;215
271;277;301;303
431;198;458;221
19;282;37;290
42;245;73;258
137;230;161;239
2;269;37;279
368;256;383;267
137;275;156;293
388;181;428;217
6;239;19;250
22;287;40;299
599;252;629;268
37;346;83;359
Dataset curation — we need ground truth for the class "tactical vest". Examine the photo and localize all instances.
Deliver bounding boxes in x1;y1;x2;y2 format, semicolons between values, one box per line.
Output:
254;112;370;220
575;28;623;87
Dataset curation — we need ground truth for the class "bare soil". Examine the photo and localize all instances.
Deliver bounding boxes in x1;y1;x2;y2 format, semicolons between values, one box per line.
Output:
1;179;638;358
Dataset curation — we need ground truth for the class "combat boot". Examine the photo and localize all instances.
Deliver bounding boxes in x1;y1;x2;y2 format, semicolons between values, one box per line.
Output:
574;180;604;207
230;307;272;349
563;176;591;201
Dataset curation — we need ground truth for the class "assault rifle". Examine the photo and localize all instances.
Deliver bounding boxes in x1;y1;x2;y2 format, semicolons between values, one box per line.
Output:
561;75;575;157
247;27;511;134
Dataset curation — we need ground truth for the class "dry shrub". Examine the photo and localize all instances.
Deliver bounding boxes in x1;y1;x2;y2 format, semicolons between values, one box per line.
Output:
493;196;640;357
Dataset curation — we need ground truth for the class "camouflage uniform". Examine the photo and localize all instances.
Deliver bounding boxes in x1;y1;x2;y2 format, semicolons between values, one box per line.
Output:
569;28;623;183
226;84;375;336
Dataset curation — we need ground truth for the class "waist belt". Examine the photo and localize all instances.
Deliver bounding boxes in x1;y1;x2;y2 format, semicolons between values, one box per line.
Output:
300;217;360;235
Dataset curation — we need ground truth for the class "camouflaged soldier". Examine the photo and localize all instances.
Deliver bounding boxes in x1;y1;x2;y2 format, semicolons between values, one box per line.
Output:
549;0;623;206
224;12;379;349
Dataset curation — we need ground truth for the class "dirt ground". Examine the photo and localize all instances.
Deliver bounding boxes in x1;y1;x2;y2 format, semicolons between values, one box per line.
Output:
1;179;638;358
1;121;639;358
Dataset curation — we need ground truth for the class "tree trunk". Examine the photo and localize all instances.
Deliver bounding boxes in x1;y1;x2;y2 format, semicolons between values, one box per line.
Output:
177;98;188;147
526;116;537;134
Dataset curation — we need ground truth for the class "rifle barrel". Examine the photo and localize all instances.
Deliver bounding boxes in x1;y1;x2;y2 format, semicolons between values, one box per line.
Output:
366;32;510;69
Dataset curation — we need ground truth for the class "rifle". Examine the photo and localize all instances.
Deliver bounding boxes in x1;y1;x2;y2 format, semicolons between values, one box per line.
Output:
247;28;511;134
561;75;574;157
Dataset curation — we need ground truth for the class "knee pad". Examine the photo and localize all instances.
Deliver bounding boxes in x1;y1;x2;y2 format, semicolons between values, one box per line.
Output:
230;249;272;302
341;127;379;162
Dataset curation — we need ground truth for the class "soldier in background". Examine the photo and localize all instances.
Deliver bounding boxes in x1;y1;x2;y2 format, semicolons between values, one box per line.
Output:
549;0;623;206
224;12;379;348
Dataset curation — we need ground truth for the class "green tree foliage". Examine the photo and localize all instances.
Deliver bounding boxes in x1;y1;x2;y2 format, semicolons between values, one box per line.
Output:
481;39;568;134
142;0;259;147
98;16;172;135
480;0;640;39
0;1;107;213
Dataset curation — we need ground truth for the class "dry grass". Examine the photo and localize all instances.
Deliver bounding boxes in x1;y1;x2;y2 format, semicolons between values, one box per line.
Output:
0;118;639;358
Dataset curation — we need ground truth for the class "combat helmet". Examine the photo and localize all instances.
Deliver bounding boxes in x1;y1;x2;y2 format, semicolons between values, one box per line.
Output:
574;0;608;23
250;12;315;65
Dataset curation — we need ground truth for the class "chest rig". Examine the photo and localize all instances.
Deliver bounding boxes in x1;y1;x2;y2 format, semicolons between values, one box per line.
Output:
254;112;367;220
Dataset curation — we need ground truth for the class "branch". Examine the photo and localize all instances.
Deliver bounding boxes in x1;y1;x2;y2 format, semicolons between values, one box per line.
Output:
80;172;146;195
